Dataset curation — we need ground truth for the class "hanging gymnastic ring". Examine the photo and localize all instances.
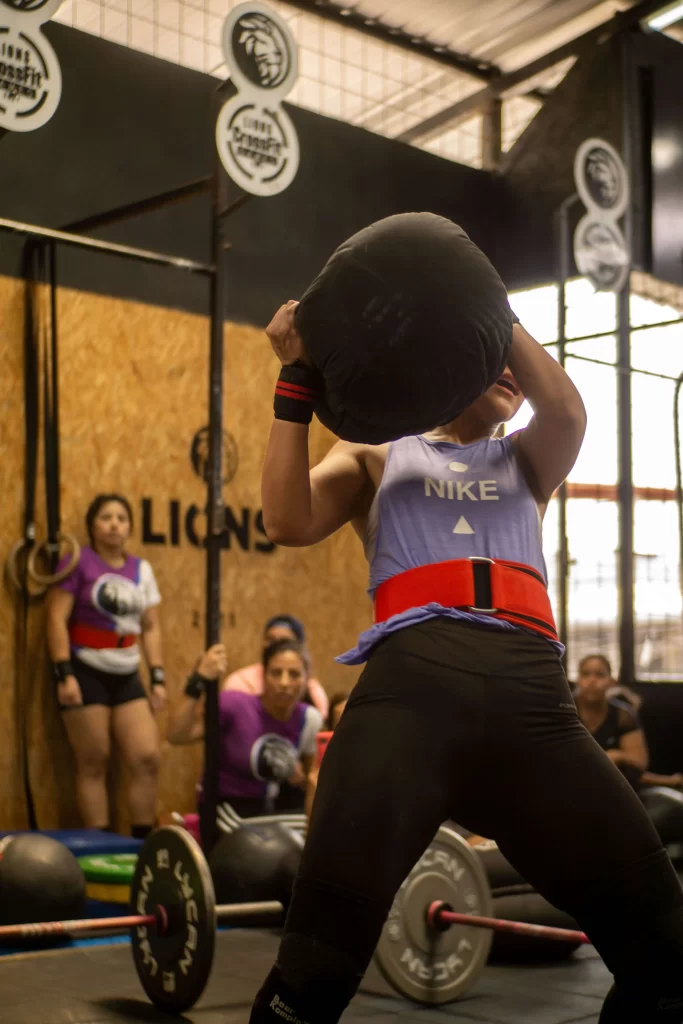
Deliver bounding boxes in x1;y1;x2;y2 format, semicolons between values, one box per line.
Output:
26;532;80;586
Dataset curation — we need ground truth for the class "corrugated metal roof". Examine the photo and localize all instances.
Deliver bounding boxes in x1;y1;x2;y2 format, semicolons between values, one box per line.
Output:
320;0;635;76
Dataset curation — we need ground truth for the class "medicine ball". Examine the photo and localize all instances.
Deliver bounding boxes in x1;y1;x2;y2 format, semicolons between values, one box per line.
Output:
296;212;515;444
208;822;303;911
0;833;86;926
639;786;683;847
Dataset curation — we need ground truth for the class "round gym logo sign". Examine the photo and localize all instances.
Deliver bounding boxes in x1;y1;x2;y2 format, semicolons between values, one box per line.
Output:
573;137;630;293
574;138;629;219
228;12;294;93
215;97;299;197
573;213;629;294
0;0;62;132
217;2;299;197
0;0;61;12
221;2;298;100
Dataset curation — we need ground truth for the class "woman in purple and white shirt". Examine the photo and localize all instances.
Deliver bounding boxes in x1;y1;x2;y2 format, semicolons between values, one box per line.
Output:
168;638;322;826
46;494;165;838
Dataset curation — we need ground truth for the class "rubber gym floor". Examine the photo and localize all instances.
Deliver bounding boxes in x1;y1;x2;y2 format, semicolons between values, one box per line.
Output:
1;928;611;1023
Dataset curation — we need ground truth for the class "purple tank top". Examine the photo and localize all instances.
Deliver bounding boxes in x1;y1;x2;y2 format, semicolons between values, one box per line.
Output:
338;433;561;664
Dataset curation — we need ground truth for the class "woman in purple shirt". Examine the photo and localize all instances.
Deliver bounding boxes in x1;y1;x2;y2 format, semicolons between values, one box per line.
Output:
46;493;166;838
168;638;323;824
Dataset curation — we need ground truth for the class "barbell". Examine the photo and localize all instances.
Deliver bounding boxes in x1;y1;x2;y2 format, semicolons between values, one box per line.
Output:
0;824;590;1013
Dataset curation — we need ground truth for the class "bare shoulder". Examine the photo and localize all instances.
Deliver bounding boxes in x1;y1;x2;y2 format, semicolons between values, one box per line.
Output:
508;429;548;517
318;438;389;482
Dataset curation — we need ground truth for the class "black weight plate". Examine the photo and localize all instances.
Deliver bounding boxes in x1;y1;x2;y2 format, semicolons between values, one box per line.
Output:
130;826;216;1014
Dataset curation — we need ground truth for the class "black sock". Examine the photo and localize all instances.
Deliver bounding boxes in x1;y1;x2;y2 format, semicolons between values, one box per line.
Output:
131;824;154;840
250;965;349;1024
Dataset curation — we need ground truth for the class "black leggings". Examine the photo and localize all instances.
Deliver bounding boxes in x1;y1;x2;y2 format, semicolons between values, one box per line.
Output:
251;619;683;1022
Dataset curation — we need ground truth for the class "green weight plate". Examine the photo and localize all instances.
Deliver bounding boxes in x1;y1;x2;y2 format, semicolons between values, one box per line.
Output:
77;853;138;884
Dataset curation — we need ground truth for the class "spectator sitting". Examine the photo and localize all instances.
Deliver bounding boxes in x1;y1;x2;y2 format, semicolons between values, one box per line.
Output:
223;614;328;720
168;639;323;828
574;654;682;790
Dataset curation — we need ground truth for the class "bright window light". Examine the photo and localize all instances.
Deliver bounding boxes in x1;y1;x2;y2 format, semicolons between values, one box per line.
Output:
647;2;683;31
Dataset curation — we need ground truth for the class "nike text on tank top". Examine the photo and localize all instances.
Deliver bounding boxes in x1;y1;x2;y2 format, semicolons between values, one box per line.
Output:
337;433;563;664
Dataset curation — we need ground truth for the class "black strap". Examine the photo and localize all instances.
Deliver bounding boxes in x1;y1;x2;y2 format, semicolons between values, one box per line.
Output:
22;243;40;556
43;243;60;573
17;242;41;830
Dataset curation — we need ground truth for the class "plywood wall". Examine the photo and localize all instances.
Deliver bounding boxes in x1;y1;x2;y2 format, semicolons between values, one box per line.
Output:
0;275;372;831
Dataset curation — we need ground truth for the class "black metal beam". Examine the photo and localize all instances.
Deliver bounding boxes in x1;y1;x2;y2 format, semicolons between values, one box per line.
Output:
278;0;498;81
617;31;636;687
0;216;215;275
61;178;212;235
397;0;670;145
482;97;502;171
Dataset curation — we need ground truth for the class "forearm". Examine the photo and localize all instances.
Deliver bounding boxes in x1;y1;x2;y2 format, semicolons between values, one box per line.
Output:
261;419;313;545
305;768;318;820
610;748;648;772
141;623;164;669
46;616;71;662
507;325;585;420
167;697;204;744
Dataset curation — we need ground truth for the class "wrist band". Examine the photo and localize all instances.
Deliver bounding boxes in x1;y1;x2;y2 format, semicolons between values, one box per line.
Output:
274;361;321;425
53;660;74;684
150;666;166;687
184;671;210;700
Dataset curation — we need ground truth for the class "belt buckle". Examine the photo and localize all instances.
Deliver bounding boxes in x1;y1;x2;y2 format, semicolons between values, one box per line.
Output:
467;556;498;614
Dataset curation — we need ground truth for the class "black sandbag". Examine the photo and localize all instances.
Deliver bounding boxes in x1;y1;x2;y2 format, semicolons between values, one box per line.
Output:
471;839;525;893
488;887;583;963
296;212;515;443
0;833;86;927
639;786;683;846
207;822;302;913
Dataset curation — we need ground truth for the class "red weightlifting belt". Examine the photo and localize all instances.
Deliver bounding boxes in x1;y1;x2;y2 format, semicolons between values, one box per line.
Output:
374;557;558;642
69;624;138;649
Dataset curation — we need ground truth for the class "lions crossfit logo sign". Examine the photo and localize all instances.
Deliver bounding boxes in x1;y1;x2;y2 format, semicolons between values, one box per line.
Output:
215;98;299;197
0;0;62;132
573;138;630;294
217;2;299;197
573;215;629;293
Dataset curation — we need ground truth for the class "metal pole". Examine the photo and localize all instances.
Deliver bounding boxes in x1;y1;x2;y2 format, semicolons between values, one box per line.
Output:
617;33;635;686
555;194;579;660
0;217;215;276
200;93;231;857
674;376;683;617
60;177;212;235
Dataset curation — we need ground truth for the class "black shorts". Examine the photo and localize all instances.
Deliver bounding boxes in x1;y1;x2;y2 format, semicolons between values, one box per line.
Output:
61;656;147;709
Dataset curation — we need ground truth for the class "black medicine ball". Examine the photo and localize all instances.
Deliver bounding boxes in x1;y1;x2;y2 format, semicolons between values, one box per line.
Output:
296;212;515;444
208;822;303;910
0;833;86;926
